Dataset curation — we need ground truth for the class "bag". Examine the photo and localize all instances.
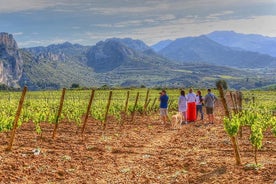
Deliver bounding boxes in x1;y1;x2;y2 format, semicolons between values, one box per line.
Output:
199;95;203;102
199;95;204;106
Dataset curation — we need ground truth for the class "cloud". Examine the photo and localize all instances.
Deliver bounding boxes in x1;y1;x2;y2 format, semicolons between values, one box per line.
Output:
18;38;66;47
12;32;23;36
207;11;235;20
3;0;276;47
0;0;96;13
0;0;54;13
133;15;276;45
72;26;81;30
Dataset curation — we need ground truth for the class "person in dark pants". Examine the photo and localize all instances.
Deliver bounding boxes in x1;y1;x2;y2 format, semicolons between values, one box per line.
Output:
196;90;204;121
204;89;217;124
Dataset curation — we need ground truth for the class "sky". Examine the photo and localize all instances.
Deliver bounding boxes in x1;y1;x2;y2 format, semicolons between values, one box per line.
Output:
1;0;276;48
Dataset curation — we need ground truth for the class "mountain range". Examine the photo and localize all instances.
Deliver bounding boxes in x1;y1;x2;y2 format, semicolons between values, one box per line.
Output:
206;31;276;57
156;35;276;68
0;31;276;90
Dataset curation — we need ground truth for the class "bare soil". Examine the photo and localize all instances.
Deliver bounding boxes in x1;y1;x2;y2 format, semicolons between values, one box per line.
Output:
0;102;275;184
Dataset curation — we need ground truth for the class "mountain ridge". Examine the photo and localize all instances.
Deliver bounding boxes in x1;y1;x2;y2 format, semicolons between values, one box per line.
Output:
206;30;276;57
1;32;276;90
157;35;276;68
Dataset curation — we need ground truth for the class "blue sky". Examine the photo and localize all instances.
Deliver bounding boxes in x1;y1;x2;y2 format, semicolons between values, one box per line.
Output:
1;0;276;48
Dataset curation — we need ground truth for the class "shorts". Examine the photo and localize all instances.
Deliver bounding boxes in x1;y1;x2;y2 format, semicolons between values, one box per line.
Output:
206;107;214;115
160;108;168;116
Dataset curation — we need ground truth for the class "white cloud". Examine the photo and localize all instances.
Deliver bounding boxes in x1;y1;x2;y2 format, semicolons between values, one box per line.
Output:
94;14;175;29
120;15;276;45
12;32;23;36
158;14;176;21
72;26;81;30
0;0;54;12
3;0;276;47
207;11;235;19
18;38;66;47
17;14;276;47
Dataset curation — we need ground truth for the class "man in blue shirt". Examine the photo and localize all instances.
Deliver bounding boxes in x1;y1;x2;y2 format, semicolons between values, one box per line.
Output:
159;90;169;124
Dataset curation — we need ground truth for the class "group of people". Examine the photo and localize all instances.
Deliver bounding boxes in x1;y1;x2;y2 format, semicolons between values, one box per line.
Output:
159;88;217;126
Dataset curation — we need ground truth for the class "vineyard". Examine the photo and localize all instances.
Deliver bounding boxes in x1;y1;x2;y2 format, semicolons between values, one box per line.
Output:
0;88;177;134
0;87;275;183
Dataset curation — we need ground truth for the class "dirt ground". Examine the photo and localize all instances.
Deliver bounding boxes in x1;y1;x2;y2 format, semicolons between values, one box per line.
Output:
0;102;275;184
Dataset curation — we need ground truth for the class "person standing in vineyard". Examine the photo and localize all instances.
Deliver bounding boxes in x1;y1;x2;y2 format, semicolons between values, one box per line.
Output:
159;90;169;124
186;88;196;103
178;90;188;124
196;90;204;121
204;89;217;124
186;88;197;122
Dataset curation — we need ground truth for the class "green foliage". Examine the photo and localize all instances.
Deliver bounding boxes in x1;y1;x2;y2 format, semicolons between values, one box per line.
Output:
223;114;240;136
0;88;275;146
71;83;80;89
223;95;275;165
271;117;276;136
0;84;20;91
250;123;263;149
216;79;228;90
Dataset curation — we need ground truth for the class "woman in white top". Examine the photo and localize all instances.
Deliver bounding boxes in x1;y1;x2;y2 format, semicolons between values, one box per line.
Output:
186;88;196;103
196;90;204;121
178;90;187;124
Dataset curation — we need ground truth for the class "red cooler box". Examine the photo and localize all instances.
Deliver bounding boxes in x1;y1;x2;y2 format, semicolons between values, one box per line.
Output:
187;102;196;122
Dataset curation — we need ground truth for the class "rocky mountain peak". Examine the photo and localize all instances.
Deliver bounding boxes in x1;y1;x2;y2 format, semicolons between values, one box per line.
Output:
0;32;23;87
105;38;150;52
0;32;18;49
86;39;137;72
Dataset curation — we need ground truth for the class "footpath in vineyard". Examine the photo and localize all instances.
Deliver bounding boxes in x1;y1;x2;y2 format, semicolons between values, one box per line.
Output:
0;100;275;183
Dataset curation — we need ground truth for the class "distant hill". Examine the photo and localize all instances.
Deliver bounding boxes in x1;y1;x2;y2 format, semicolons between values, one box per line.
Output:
107;38;151;52
151;40;173;52
86;38;170;73
206;31;276;57
157;35;276;68
24;42;90;64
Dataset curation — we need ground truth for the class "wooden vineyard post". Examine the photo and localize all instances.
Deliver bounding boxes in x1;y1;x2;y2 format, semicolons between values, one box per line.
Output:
131;92;139;122
237;91;243;113
252;96;255;104
230;136;242;165
145;99;151;113
237;91;243;138
217;84;241;165
103;91;112;130
124;91;130;113
150;97;157;112
52;88;66;139
233;93;238;113
143;89;150;115
218;84;231;118
81;89;95;134
230;92;238;114
6;86;28;151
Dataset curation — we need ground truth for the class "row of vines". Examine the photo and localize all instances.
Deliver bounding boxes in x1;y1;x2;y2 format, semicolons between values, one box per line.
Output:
217;83;276;168
0;87;185;150
0;88;156;131
1;86;275;155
